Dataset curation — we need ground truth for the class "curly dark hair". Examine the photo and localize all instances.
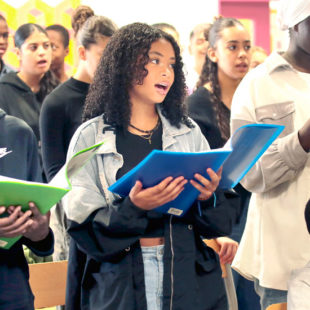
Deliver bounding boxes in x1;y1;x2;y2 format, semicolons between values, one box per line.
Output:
83;22;191;129
71;5;94;37
197;17;244;142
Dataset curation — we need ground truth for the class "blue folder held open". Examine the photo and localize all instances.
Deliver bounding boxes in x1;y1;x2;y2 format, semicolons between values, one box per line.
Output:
109;124;284;216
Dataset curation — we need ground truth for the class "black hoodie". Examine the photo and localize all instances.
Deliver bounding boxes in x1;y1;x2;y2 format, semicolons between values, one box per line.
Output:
0;109;54;309
0;108;41;181
0;72;42;142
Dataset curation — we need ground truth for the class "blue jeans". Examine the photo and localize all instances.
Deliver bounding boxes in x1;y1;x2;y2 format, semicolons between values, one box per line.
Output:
254;278;287;310
232;270;260;310
141;245;164;310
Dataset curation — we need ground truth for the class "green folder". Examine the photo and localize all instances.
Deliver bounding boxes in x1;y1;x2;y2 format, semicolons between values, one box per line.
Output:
0;140;105;250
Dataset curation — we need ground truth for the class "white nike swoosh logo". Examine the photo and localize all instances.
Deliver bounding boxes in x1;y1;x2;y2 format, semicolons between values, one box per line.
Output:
0;148;12;159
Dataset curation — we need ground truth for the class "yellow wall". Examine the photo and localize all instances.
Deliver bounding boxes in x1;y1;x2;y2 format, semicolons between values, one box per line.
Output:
0;0;81;75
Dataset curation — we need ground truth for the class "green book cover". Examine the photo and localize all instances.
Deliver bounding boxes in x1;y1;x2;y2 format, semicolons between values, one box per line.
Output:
0;140;105;250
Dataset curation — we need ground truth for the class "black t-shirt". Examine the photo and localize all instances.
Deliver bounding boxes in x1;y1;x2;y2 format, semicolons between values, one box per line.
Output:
116;122;165;238
186;86;229;149
40;77;90;181
116;123;162;179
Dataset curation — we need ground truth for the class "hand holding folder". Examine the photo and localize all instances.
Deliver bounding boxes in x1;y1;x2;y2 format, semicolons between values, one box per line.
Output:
109;124;284;216
0;141;105;249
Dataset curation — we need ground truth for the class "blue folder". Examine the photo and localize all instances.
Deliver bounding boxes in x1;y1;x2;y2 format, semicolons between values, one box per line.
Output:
109;124;284;216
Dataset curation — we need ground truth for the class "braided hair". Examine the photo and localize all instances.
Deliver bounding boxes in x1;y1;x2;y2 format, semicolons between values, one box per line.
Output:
197;17;245;142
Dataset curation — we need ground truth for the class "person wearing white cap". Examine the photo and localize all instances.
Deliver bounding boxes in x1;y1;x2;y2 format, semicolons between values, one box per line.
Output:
229;0;310;309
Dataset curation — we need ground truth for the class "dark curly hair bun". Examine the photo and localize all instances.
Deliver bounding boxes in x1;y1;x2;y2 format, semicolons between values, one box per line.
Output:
71;5;94;37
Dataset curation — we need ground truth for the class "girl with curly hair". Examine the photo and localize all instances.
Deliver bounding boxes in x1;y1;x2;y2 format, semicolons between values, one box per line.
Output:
63;22;239;310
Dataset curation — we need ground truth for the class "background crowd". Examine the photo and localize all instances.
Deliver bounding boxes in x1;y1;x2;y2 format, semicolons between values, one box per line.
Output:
0;0;309;309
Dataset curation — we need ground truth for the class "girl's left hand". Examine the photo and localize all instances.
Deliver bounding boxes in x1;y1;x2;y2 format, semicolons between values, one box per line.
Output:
190;167;222;201
23;202;50;242
215;236;238;264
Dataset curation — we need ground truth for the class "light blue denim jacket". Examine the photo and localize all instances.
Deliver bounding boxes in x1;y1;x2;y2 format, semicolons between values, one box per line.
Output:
63;108;239;310
63;108;210;225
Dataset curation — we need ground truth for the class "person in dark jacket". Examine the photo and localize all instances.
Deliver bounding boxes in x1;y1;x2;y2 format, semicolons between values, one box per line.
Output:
0;108;54;310
63;23;239;310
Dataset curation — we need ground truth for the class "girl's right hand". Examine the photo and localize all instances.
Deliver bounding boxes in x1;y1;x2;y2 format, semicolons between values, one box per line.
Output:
129;176;188;210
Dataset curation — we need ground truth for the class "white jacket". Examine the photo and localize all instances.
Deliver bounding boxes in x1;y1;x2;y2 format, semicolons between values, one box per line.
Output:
231;52;310;290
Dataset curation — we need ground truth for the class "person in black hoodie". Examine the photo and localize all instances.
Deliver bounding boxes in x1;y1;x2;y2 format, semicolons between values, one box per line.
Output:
0;23;58;153
0;108;54;310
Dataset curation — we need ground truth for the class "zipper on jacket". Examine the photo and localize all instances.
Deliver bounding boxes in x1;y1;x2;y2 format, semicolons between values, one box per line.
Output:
169;215;174;310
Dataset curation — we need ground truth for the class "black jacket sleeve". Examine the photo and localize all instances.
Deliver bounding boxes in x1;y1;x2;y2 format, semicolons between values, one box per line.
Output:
22;228;54;256
185;189;240;239
67;197;149;262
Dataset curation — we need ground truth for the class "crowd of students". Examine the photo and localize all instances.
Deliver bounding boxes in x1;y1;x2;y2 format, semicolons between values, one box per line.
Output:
0;0;309;309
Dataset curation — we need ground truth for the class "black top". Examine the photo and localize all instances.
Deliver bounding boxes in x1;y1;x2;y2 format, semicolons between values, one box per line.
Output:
186;86;250;243
116;123;163;179
116;123;164;238
40;77;90;181
186;87;229;149
0;109;54;310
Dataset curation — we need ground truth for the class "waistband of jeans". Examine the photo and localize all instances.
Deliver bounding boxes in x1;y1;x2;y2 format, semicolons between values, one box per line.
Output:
141;244;164;255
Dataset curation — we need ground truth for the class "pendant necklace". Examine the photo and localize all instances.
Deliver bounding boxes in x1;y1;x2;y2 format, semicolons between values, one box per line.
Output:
129;118;160;144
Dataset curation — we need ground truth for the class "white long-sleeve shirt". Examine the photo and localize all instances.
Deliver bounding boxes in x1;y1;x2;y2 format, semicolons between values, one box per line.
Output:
230;51;310;290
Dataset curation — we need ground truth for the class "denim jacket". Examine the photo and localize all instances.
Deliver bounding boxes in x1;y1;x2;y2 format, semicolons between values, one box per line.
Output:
63;109;239;310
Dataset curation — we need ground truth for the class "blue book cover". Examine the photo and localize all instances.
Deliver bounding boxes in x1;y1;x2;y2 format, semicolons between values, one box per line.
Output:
220;124;284;189
109;124;284;216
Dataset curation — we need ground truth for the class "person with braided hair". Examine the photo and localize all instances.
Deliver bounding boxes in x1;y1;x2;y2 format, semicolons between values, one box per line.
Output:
186;17;251;148
186;17;260;310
